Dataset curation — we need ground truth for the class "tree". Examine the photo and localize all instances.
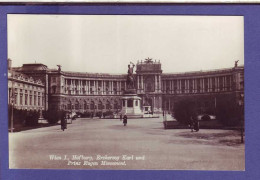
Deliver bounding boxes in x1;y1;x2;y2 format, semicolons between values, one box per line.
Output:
216;98;241;126
174;99;196;125
46;109;62;124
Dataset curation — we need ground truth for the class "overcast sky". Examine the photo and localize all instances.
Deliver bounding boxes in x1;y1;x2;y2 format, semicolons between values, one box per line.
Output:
8;15;244;74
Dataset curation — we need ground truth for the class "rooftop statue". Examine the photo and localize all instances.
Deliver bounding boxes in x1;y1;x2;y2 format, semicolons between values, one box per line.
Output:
145;57;153;63
235;60;239;67
57;65;62;72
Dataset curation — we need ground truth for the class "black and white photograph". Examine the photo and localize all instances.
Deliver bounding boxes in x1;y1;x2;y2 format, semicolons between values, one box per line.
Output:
7;14;244;170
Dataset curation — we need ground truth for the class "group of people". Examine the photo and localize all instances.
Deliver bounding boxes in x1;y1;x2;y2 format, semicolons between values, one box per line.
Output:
189;115;200;132
120;114;128;126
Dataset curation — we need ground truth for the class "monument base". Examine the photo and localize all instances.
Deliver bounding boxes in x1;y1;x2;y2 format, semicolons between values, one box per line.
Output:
121;94;143;118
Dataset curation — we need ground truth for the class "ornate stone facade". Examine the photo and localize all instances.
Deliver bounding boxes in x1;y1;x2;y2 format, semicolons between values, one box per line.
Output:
8;58;244;115
8;62;45;111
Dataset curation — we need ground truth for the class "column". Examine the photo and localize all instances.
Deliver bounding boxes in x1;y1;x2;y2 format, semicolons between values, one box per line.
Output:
224;76;227;91
112;81;114;95
153;96;156;111
172;80;175;94
176;80;178;94
88;80;90;94
137;75;139;91
141;76;143;91
217;77;220;91
155;75;157;93
208;78;211;92
158;75;160;91
119;81;121;95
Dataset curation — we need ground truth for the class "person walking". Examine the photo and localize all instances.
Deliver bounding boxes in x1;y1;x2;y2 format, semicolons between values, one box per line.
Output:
189;115;195;132
123;115;127;126
61;112;67;131
194;116;200;132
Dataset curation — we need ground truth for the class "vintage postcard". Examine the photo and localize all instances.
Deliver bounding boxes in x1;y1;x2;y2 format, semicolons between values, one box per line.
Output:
7;14;244;170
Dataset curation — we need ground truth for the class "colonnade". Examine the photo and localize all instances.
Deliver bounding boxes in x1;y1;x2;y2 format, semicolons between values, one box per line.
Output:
161;75;233;94
63;78;126;95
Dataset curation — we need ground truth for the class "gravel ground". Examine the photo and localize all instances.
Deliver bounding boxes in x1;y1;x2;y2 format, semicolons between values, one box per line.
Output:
9;117;245;170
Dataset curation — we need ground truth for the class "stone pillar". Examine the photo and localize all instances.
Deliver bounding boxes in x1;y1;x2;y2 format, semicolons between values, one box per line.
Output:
137;75;139;92
141;75;143;92
217;77;220;91
159;75;161;92
155;75;157;93
112;81;114;95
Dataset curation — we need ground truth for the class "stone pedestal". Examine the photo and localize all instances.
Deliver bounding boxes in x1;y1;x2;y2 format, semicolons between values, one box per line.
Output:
121;94;143;118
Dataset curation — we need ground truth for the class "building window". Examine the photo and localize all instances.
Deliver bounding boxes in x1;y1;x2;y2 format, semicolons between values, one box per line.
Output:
181;80;185;93
90;101;95;110
25;94;28;105
189;80;193;93
68;103;71;110
14;94;17;105
75;102;79;110
84;102;87;110
114;102;118;109
20;94;23;105
197;79;200;93
42;97;44;107
219;77;223;91
29;95;32;105
38;96;40;106
52;86;56;94
212;78;215;92
34;95;36;105
98;101;103;110
204;78;208;92
106;101;111;109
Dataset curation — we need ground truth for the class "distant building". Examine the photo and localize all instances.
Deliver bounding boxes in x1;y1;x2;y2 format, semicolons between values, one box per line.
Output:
8;58;244;114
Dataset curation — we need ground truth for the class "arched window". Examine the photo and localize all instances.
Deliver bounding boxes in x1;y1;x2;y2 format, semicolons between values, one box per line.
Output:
114;101;118;109
84;101;87;110
90;101;95;110
52;85;56;94
106;100;111;110
75;101;79;110
68;101;72;110
98;100;103;110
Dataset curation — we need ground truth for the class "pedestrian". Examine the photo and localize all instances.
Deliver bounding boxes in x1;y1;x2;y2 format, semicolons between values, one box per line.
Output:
120;114;122;121
123;115;127;126
61;112;67;131
193;116;200;132
189;115;195;132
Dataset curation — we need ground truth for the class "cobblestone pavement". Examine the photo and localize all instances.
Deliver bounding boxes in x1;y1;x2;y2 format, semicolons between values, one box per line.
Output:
9;117;245;170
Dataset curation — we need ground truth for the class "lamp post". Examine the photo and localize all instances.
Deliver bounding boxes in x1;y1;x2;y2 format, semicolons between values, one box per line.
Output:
238;93;244;143
9;70;14;133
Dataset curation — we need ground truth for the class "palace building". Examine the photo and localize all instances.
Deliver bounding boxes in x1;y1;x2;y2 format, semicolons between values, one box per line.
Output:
8;58;244;115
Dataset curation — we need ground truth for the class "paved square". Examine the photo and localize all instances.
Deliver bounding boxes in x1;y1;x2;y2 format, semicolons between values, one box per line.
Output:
9;117;245;170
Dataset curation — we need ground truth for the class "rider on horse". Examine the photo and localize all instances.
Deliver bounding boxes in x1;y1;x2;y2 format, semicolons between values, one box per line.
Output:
127;62;135;89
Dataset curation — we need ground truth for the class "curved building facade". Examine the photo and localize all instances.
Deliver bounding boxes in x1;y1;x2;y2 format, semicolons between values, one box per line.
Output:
9;58;244;115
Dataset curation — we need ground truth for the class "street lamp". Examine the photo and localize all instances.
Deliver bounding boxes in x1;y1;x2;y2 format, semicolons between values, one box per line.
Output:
9;70;14;133
238;93;244;143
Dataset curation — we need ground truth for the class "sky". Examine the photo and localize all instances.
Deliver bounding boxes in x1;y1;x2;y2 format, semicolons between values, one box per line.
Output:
8;15;244;74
